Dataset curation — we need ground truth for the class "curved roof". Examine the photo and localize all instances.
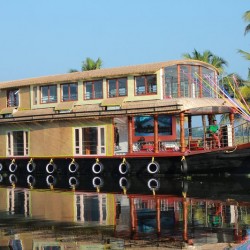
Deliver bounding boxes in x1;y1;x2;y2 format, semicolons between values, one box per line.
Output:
0;59;218;89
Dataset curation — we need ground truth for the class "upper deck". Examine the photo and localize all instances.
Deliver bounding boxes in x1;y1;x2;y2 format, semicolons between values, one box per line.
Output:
0;59;230;122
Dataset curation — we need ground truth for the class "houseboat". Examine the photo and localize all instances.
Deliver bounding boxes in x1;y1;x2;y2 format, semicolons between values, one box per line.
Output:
0;59;249;176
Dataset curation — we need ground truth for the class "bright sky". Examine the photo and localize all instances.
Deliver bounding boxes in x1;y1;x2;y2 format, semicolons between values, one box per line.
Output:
0;0;249;82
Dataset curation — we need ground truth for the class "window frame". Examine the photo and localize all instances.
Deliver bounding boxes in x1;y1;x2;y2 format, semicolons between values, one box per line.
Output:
40;84;57;104
74;126;105;156
135;75;157;95
61;82;78;102
7;89;19;107
84;80;103;100
107;78;127;98
7;130;29;156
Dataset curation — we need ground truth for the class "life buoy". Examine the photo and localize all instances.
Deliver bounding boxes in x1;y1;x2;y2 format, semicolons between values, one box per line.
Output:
119;177;130;190
27;160;36;173
147;161;160;174
147;178;160;191
68;160;79;173
92;176;103;188
0;163;3;172
180;160;188;175
92;161;104;174
9;162;18;173
69;176;79;187
46;160;57;174
9;174;17;184
46;175;57;186
118;160;130;175
27;175;36;187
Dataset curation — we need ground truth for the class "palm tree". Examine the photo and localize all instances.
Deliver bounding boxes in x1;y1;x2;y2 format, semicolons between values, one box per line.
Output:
243;10;250;35
182;49;228;74
238;10;250;77
81;57;102;71
68;57;103;73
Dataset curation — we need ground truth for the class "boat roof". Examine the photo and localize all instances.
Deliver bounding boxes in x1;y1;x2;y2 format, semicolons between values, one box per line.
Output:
0;59;218;89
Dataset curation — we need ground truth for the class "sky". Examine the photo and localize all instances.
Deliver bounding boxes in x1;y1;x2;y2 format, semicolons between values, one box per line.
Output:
0;0;249;82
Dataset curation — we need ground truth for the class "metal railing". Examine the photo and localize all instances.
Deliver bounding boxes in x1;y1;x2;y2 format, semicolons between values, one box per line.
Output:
234;121;250;144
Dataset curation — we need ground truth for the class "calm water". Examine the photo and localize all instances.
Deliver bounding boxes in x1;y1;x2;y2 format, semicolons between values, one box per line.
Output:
0;172;250;249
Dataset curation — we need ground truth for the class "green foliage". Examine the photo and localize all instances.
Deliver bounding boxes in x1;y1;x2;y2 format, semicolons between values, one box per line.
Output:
81;57;103;71
182;49;228;74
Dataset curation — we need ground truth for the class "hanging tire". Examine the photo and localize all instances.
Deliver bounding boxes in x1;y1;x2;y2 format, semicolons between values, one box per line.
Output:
27;175;36;187
46;175;57;186
92;162;104;175
27;161;36;173
0;163;3;172
68;161;79;173
46;162;57;174
69;176;79;187
147;178;160;191
92;176;103;188
147;161;160;174
119;177;130;190
9;174;17;184
9;162;18;173
181;160;188;175
118;161;130;175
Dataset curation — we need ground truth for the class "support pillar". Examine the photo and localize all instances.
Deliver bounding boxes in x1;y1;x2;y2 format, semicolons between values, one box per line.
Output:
128;116;133;153
154;115;159;153
229;112;235;145
180;112;186;153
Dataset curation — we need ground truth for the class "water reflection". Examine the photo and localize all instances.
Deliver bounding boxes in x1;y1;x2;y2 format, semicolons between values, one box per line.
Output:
0;173;250;249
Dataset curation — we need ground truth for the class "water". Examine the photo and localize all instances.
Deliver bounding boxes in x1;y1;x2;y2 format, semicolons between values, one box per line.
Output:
0;172;250;249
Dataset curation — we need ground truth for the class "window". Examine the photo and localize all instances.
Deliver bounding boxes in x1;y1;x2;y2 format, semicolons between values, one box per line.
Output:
7;89;19;107
75;127;105;155
61;83;78;101
134;115;172;136
108;78;127;98
7;131;29;156
41;85;57;103
84;80;103;99
135;75;157;95
33;87;37;105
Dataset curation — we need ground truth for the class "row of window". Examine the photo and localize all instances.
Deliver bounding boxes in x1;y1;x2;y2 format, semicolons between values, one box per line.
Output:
6;75;157;107
33;75;156;105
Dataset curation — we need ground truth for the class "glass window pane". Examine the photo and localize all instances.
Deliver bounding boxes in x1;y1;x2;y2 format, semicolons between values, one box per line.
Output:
13;131;24;156
136;77;145;95
146;75;157;93
70;83;78;100
62;85;69;101
118;78;126;96
134;116;154;136
41;86;48;103
158;115;172;135
85;82;93;99
180;65;189;97
164;66;178;98
108;79;116;97
94;81;103;98
50;85;57;102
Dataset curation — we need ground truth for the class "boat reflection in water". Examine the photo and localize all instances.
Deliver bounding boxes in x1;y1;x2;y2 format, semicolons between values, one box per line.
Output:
0;173;250;249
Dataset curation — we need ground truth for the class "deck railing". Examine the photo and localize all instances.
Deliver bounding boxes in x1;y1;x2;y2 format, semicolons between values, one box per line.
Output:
186;120;250;151
234;121;250;144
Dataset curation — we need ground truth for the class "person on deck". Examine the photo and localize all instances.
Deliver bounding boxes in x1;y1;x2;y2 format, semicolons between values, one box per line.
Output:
209;119;221;148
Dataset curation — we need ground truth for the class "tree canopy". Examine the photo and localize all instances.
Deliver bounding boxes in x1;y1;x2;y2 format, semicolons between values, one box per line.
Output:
182;49;228;74
69;57;103;73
